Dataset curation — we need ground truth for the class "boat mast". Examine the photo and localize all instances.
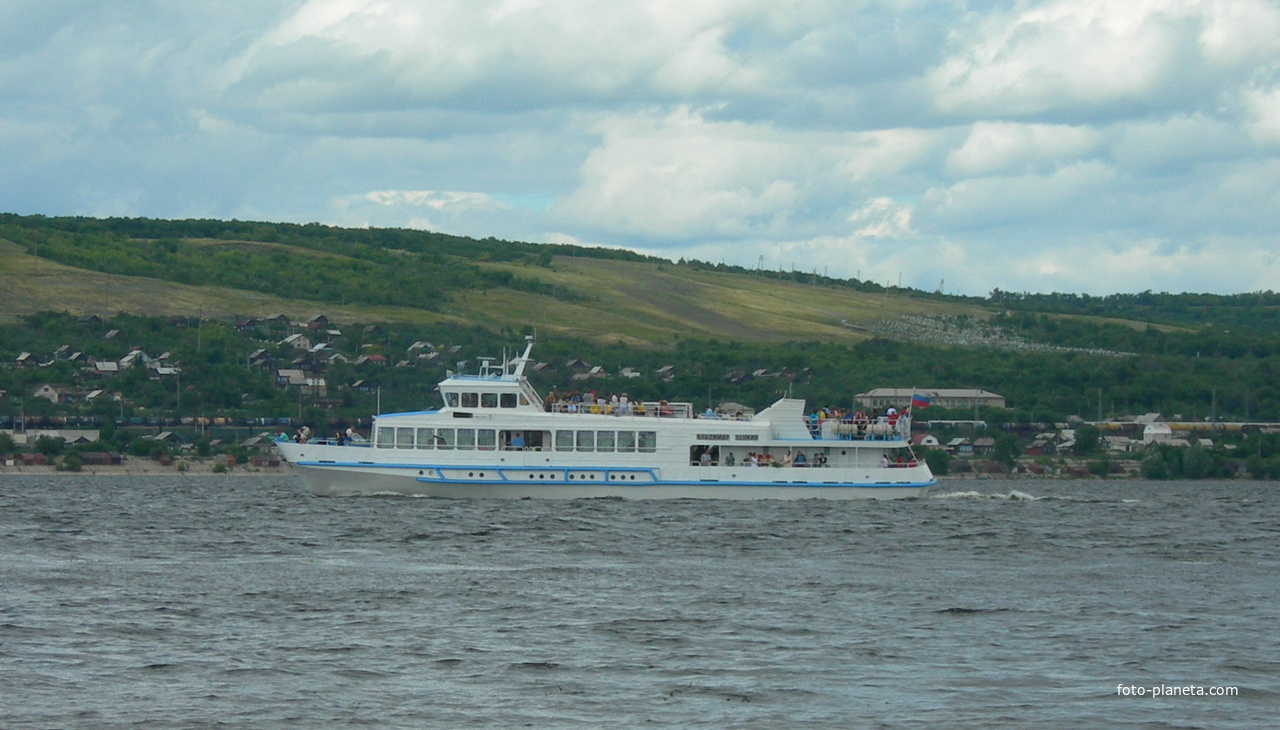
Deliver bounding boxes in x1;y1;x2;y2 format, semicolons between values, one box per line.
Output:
507;335;535;381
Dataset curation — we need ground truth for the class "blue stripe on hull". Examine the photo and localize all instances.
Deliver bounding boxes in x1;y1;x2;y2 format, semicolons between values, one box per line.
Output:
295;460;935;492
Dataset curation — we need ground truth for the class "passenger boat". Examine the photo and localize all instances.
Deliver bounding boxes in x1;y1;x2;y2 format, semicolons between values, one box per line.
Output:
274;338;934;499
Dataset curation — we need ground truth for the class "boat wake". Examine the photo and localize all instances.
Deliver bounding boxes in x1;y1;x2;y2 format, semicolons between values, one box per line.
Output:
931;490;1042;501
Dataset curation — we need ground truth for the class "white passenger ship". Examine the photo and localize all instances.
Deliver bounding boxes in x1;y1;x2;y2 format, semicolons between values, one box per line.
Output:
275;338;935;499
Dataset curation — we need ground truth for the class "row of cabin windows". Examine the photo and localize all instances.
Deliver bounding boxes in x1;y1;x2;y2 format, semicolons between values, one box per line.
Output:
443;392;527;409
375;427;657;452
554;430;656;452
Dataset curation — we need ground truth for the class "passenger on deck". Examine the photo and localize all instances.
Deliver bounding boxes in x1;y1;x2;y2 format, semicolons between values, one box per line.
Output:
794;452;806;467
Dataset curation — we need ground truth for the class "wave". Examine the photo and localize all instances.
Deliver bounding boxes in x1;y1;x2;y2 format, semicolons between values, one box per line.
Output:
931;490;1041;501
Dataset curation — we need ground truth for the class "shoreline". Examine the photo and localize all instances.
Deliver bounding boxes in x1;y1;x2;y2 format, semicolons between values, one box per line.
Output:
0;459;296;477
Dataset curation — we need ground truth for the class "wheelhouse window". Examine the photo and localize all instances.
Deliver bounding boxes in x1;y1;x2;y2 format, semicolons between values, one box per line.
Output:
461;393;479;408
481;392;498;408
445;392;459;408
500;393;518;408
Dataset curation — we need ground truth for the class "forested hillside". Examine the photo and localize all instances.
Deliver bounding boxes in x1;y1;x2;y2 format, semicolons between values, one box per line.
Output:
2;212;1279;424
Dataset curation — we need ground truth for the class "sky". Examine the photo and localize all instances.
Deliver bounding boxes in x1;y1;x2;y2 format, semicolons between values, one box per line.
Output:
2;0;1279;297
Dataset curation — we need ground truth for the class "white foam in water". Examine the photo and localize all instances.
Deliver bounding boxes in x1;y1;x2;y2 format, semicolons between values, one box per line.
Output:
932;489;1041;501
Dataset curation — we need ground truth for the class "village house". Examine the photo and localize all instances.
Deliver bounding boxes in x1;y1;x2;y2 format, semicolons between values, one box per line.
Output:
279;333;312;351
304;314;330;331
911;433;941;448
856;387;1007;410
234;317;262;333
248;349;273;367
119;348;151;369
275;368;327;397
571;365;609;381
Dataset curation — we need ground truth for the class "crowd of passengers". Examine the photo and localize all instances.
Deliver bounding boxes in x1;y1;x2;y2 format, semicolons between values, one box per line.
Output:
693;447;919;468
805;406;910;436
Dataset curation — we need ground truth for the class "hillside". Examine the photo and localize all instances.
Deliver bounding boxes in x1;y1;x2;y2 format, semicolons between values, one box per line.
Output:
0;228;986;345
4;213;1279;358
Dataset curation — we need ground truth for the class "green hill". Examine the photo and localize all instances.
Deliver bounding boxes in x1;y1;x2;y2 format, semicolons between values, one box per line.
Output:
0;216;986;344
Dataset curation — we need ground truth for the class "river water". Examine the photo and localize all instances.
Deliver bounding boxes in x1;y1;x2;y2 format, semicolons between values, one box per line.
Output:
1;476;1276;728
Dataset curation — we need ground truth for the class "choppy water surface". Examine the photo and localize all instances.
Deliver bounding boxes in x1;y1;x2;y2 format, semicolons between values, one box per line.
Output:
1;476;1277;728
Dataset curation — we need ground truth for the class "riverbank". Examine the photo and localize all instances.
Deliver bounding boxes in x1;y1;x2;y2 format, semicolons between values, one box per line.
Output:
0;458;295;477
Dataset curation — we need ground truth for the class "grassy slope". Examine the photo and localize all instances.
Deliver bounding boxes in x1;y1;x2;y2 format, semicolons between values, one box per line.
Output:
0;236;988;344
0;238;452;325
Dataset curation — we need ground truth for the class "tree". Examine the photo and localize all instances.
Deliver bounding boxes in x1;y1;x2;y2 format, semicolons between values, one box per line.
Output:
921;447;950;475
1141;451;1169;479
992;433;1021;467
1075;424;1101;455
1183;442;1210;479
33;435;65;457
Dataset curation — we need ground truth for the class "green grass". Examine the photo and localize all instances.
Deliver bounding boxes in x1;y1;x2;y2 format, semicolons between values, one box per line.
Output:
1;235;985;344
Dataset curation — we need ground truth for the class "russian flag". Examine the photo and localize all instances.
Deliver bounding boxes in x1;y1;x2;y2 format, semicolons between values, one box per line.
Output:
910;392;931;408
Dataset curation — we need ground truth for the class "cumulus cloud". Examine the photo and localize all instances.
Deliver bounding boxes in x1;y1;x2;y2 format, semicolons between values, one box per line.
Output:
1;0;1279;296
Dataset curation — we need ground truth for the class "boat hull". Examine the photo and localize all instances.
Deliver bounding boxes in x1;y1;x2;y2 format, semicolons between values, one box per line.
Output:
278;444;933;500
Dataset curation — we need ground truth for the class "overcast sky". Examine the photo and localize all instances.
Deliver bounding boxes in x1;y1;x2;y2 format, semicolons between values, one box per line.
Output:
3;0;1279;296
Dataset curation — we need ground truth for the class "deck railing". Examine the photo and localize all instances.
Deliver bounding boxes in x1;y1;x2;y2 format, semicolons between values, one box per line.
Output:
547;400;695;418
